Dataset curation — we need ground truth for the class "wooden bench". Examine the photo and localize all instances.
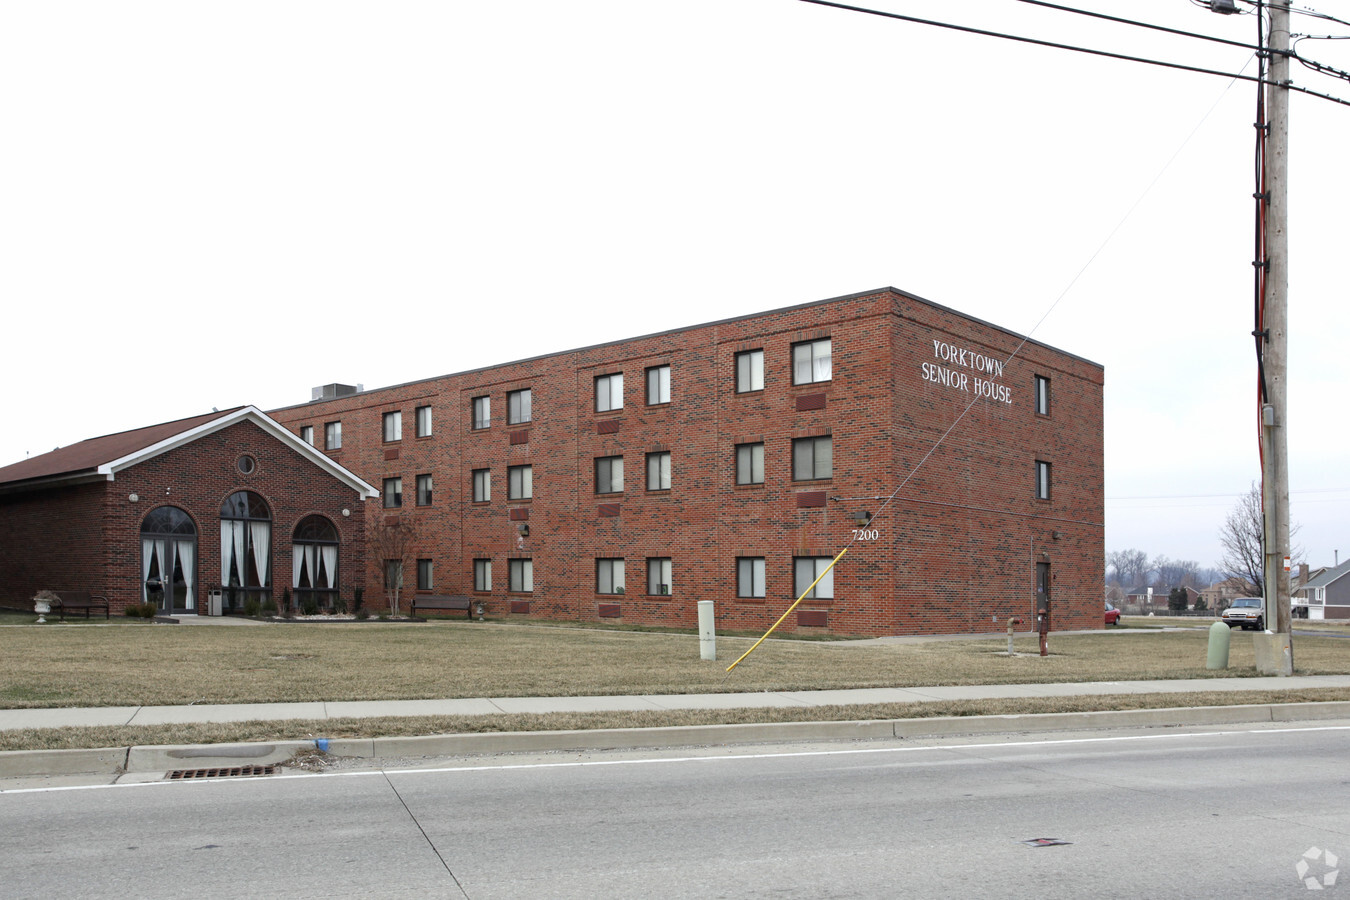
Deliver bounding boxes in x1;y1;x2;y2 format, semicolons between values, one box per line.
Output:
53;590;110;621
410;594;474;619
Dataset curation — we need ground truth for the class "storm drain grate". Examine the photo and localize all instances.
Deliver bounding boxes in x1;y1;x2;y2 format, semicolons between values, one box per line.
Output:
167;765;276;780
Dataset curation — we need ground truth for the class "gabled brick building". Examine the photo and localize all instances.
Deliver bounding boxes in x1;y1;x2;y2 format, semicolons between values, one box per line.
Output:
0;407;376;615
271;287;1105;636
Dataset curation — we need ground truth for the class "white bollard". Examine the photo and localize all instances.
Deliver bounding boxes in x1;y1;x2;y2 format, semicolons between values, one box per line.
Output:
698;600;716;661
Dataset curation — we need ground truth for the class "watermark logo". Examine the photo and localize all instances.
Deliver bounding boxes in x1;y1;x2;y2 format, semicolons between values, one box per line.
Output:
1296;847;1340;891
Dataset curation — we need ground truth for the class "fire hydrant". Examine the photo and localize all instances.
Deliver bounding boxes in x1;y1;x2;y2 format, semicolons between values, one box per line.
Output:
1006;617;1023;655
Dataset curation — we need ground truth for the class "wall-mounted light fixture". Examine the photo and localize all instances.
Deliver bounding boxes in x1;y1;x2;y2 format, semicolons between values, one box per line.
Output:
517;524;530;537
342;508;351;517
128;493;139;503
853;510;873;526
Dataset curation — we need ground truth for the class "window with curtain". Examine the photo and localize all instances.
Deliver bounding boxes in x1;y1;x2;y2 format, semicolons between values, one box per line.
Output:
221;491;272;612
292;514;338;612
141;506;197;613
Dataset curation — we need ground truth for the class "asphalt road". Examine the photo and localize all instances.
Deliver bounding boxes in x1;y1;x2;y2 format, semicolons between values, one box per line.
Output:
4;721;1349;899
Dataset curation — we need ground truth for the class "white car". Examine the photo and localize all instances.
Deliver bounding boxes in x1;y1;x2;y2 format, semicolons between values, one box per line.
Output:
1222;597;1265;631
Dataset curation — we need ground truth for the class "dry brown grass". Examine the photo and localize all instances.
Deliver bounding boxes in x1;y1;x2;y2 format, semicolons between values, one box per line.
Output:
4;687;1349;753
3;617;1349;711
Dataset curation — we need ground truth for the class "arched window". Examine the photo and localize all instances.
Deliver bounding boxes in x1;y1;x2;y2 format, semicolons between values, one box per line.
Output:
221;491;271;612
293;514;339;612
141;507;197;613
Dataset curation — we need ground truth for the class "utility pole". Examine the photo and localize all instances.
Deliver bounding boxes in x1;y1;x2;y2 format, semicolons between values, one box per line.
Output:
1260;0;1293;674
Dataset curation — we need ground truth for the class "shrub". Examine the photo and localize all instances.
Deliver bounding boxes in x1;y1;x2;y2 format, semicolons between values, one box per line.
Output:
300;596;319;616
355;608;370;620
333;596;348;615
243;598;261;618
260;598;277;616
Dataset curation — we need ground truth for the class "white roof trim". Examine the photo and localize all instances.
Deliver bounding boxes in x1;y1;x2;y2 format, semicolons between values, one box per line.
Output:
97;406;379;499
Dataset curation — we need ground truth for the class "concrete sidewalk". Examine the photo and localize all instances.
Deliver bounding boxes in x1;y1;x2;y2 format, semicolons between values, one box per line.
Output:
4;674;1350;732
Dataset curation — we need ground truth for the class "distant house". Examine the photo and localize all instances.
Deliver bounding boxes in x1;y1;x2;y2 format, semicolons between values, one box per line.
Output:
1295;560;1350;620
1200;577;1255;612
0;407;376;616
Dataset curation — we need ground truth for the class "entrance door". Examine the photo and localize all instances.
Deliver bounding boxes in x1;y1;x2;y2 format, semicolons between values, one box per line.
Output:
1036;561;1051;621
141;507;198;614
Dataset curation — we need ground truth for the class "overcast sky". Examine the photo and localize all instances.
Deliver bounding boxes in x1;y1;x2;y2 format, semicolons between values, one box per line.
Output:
2;1;1346;573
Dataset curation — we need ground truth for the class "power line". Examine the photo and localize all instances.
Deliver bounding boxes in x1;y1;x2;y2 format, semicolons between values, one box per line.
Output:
797;0;1350;106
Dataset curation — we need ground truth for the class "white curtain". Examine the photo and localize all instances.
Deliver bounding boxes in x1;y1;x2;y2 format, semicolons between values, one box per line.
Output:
142;538;160;603
222;521;247;585
320;545;337;590
292;544;306;588
176;541;195;610
250;521;270;587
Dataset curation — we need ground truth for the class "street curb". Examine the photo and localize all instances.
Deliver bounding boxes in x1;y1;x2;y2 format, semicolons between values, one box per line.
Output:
2;700;1349;780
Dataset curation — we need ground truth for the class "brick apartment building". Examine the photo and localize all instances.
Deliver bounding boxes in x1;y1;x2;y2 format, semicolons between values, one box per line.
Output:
0;407;376;616
270;287;1104;636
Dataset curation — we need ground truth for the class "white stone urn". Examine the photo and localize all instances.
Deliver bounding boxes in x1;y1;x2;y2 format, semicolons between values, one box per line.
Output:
33;592;56;624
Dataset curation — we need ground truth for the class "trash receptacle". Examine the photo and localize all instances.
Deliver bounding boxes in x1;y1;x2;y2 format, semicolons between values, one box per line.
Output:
207;589;223;617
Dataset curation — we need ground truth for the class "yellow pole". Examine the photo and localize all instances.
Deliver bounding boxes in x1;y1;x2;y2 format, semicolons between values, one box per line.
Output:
725;547;848;673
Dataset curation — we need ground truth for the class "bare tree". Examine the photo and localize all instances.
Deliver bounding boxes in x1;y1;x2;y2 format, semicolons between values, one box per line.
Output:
1107;549;1150;589
1217;482;1301;596
1154;556;1200;590
370;517;419;617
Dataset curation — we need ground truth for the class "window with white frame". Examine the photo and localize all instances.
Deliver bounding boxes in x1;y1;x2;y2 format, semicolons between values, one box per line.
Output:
1036;460;1051;500
595;456;623;494
474;559;492;592
508;465;533;500
792;435;832;480
738;557;766;598
736;349;764;393
508;388;532;425
300;425;314;446
595;373;623;412
596;558;625;594
383;411;402;442
736;442;764;485
646;366;670;405
647;557;672;595
472;396;491;430
794;556;834;599
792;338;832;385
1034;375;1051;416
509;558;533;592
646;451;671;490
472;468;491;503
382;477;402;509
416;473;433;506
415;405;433;437
324;421;342;450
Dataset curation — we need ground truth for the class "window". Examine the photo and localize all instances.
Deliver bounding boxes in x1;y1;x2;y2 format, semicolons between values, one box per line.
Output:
324;421;342;450
595;373;623;412
595;456;624;494
508;389;532;425
1034;375;1051;416
221;491;271;612
792;338;832;385
383;411;402;442
596;558;625;594
646;451;671;491
417;559;434;591
1036;460;1051;500
474;559;492;592
472;468;491;503
416;405;433;437
472;395;491;430
292;514;338;612
738;557;766;598
509;558;533;592
383;477;403;509
794;557;835;599
792;435;832;481
416;473;433;506
646;366;670;405
300;425;314;446
736;349;764;393
508;465;533;500
385;560;403;592
736;443;764;485
647;557;672;595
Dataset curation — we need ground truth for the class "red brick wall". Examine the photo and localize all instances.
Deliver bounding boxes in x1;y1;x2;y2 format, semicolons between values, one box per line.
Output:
0;419;368;615
270;288;1104;635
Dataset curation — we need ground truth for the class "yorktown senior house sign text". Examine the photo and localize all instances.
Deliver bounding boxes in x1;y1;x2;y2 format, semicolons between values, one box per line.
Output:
920;340;1013;404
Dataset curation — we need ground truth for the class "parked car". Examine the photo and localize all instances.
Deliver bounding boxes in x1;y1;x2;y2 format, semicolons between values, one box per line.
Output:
1104;602;1121;626
1222;597;1265;630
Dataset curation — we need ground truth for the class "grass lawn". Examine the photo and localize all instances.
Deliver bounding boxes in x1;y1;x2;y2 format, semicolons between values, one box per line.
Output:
3;610;1348;751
